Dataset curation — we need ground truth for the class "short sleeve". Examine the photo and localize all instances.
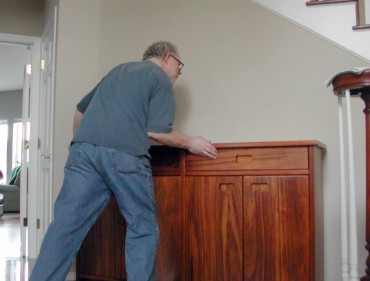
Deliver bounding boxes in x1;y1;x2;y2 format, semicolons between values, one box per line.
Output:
146;89;175;133
76;82;100;114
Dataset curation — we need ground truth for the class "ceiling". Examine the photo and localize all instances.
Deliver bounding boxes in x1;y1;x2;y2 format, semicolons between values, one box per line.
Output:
0;43;29;92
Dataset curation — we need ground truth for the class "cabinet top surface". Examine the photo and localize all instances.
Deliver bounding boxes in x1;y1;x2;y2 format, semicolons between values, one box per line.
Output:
211;140;326;150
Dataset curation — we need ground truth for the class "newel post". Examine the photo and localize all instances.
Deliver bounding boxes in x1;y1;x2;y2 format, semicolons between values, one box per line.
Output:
327;68;370;281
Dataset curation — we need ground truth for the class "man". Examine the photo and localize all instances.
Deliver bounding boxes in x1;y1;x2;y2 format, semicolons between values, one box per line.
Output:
29;41;217;281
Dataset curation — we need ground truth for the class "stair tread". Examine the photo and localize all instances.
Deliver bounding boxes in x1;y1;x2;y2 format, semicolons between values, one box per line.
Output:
306;0;356;5
353;24;370;30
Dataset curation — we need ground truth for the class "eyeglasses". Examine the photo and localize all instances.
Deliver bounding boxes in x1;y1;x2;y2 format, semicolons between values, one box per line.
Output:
170;54;184;70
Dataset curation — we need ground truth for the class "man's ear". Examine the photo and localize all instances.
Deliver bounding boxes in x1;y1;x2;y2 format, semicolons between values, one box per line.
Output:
163;52;171;64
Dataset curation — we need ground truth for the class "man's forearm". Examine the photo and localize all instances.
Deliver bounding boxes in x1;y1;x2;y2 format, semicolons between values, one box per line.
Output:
148;130;191;150
148;130;217;159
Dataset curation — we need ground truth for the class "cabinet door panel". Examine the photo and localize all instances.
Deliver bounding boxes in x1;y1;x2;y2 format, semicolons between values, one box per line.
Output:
186;176;243;281
278;176;310;281
154;176;182;281
244;177;280;281
244;176;310;281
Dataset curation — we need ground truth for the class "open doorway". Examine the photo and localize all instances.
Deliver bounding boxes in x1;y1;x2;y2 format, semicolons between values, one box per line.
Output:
0;39;36;281
0;43;29;259
0;34;41;264
0;44;28;183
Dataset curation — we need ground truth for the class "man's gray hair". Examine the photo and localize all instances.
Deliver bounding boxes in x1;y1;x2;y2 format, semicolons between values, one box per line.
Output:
142;41;178;61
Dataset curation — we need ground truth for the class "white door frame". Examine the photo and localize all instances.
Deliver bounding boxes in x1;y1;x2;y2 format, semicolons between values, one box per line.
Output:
20;44;31;258
0;33;41;258
36;6;57;255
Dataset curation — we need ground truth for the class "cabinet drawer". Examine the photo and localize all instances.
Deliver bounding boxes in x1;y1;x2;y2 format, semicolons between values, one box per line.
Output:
186;147;308;171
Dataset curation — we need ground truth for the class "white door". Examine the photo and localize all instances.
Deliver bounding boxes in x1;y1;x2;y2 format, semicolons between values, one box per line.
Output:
36;6;57;252
20;50;32;257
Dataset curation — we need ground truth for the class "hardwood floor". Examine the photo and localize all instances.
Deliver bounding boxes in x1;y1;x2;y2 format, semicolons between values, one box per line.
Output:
0;213;21;258
0;213;35;281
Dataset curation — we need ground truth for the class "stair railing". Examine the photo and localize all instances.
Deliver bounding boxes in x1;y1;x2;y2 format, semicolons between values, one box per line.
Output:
306;0;370;29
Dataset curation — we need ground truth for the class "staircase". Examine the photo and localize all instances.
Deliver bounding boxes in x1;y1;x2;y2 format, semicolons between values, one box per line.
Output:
306;0;370;30
250;0;370;62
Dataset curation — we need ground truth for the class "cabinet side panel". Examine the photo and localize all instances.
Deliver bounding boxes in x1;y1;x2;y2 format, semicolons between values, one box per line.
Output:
311;147;325;281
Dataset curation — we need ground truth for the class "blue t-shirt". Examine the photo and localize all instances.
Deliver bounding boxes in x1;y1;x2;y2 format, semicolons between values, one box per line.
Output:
72;61;175;157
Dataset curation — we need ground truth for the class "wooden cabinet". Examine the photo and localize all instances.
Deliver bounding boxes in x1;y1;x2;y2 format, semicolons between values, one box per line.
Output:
76;141;325;281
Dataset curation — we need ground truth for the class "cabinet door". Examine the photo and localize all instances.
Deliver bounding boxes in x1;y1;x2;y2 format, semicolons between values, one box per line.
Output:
244;176;310;281
186;176;243;281
154;176;183;281
77;176;182;281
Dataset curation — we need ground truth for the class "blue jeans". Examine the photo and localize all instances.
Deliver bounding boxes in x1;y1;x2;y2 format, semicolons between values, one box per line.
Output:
29;142;159;281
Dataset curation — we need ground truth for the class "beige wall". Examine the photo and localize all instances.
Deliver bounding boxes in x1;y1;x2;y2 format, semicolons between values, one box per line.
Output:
53;0;368;280
0;0;45;36
53;0;101;195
